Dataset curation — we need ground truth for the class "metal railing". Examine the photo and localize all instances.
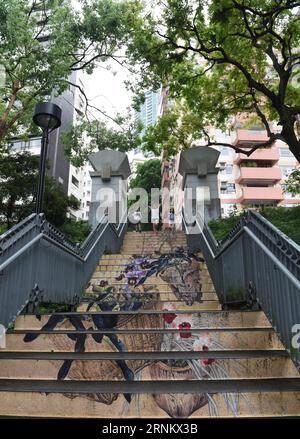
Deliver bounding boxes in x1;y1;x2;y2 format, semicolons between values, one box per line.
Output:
183;209;300;369
0;213;127;328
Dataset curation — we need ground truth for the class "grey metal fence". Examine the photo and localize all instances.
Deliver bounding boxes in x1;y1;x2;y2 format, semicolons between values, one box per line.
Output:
183;210;300;370
0;213;127;328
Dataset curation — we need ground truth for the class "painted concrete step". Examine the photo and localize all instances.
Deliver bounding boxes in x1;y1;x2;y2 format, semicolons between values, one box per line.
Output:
0;378;299;393
9;327;276;335
0;391;300;419
0;389;299;418
14;311;272;330
88;281;213;290
0;350;290;360
77;303;220;314
0;357;298;380
91;274;213;288
100;254;201;260
3;329;284;352
78;301;222;311
83;292;218;302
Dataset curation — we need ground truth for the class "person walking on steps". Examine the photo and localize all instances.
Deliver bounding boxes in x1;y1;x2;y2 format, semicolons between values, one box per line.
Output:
151;203;160;234
132;209;142;233
156;208;176;254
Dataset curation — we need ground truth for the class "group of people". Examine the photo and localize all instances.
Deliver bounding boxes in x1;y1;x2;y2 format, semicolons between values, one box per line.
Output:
132;205;175;233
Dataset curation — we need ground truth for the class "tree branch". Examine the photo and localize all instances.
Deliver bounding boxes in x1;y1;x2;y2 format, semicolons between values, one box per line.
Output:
66;81;124;127
202;128;280;157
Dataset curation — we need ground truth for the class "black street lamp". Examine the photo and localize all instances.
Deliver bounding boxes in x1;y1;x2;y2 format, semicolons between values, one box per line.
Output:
33;102;62;214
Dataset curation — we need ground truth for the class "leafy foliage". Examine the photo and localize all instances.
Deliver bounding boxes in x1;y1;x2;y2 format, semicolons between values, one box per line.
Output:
126;0;300;160
42;178;80;228
260;205;300;245
128;158;162;230
60;219;91;243
62;116;142;167
0;151;39;226
0;151;88;242
0;0;134;152
129;159;162;194
209;206;300;245
284;169;300;197
209;212;242;242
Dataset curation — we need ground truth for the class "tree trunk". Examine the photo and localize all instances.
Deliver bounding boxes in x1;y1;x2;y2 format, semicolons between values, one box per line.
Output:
281;123;300;163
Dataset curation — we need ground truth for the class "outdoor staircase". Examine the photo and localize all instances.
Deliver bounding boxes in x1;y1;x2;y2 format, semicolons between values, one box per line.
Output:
0;230;299;418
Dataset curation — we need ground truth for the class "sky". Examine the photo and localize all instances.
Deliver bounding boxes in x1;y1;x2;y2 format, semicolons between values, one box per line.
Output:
83;60;133;124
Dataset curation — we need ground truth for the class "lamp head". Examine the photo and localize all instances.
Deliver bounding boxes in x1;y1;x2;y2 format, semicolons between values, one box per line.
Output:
33;102;62;130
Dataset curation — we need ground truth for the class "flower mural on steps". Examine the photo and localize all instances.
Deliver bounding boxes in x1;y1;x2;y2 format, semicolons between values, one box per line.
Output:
22;248;248;417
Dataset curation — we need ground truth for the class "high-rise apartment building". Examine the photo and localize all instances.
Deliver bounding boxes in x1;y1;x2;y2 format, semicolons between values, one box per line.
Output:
135;89;161;135
215;128;300;216
161;128;300;222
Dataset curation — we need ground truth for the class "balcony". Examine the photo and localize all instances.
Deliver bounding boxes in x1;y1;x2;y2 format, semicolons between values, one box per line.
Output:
238;186;284;204
232;129;270;147
235;147;280;164
236;167;282;184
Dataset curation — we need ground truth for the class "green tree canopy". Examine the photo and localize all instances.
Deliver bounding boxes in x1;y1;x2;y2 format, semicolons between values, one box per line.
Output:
62;115;142;167
129;158;162;195
284;169;300;196
126;0;300;160
0;152;39;226
0;151;80;228
0;0;133;151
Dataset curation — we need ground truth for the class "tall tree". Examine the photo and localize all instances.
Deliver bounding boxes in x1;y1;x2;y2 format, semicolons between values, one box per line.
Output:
62;116;142;167
0;151;80;227
0;152;39;227
0;0;133;150
126;0;300;160
129;159;162;195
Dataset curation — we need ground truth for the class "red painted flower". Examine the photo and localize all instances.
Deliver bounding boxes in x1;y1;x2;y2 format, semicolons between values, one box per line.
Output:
163;313;177;324
179;321;192;338
202;345;215;366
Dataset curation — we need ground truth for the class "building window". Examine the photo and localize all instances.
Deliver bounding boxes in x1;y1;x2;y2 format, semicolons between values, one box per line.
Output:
220;147;230;156
72;175;79;188
219;162;226;171
281;166;295;178
226;183;236;193
220;181;227;192
220;163;233;175
10;140;23;151
226;164;233;174
30;138;42;149
280;148;293;158
221;182;236;194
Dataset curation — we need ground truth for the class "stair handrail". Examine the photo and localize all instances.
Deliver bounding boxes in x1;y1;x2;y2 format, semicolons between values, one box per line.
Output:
183;209;300;370
0;211;128;328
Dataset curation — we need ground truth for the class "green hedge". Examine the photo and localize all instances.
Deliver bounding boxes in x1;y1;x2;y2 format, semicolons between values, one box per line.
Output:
209;206;300;245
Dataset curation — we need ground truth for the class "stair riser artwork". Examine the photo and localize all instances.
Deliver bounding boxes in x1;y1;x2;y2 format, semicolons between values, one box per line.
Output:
0;358;298;379
1;232;299;418
14;311;271;330
0;391;299;418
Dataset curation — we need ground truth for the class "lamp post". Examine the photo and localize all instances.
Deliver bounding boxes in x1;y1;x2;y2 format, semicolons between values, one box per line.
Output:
33;102;62;214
